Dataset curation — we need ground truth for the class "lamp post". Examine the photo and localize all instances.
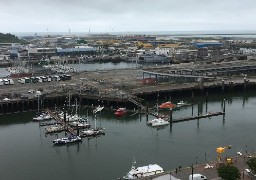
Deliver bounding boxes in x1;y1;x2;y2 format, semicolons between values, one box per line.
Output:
191;164;194;180
195;157;198;164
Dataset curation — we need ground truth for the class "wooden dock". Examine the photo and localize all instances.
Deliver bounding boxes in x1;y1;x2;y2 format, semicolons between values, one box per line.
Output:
45;109;77;135
147;110;225;123
171;112;225;123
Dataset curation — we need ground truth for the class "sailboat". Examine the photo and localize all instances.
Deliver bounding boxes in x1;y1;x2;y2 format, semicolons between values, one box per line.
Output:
53;135;82;145
147;103;169;127
69;99;90;128
81;113;105;137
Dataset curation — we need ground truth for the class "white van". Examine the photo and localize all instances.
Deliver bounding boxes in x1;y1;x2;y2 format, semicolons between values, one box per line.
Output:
189;174;207;180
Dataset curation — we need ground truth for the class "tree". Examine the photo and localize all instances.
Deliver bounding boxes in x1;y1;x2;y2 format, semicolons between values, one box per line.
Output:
247;157;256;174
217;164;240;180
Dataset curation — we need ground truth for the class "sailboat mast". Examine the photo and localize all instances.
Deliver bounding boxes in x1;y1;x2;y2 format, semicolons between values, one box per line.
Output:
75;98;78;115
94;114;97;129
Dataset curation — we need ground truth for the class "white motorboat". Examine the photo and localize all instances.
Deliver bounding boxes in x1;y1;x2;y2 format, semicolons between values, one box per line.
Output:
53;135;82;145
147;117;169;127
69;121;90;128
176;101;188;107
151;118;169;127
33;113;52;121
147;117;164;125
81;127;105;137
123;159;164;179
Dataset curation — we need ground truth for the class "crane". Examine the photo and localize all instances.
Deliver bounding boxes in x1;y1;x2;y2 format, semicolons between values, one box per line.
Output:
216;145;231;163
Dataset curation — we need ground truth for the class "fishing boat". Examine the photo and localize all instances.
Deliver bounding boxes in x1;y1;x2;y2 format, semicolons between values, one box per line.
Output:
123;159;164;179
53;135;82;145
159;101;176;109
114;108;127;117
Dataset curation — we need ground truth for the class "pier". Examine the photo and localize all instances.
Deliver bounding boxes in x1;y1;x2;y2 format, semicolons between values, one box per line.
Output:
171;112;225;123
45;109;77;135
1;60;256;114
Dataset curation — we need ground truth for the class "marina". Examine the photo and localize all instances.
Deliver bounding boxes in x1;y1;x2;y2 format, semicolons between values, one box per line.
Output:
0;89;256;179
2;0;256;178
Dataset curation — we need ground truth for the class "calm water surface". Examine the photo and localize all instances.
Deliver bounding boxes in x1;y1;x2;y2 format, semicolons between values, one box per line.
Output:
0;91;256;180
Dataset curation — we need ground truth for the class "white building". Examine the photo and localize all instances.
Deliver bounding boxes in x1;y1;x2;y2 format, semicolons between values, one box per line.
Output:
240;48;256;55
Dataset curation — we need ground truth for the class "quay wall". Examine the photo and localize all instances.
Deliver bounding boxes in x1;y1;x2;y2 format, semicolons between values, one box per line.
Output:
0;80;255;115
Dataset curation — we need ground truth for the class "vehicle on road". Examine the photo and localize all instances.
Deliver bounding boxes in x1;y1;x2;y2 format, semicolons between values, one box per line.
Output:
189;174;207;180
204;164;214;170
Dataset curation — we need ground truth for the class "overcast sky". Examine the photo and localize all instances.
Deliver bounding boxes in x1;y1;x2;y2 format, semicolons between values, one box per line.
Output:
1;0;255;33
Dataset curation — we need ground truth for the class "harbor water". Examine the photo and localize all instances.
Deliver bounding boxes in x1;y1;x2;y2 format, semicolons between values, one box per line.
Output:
0;91;256;180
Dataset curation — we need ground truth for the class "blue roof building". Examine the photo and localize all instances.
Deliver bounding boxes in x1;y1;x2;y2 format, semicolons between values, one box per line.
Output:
193;40;223;48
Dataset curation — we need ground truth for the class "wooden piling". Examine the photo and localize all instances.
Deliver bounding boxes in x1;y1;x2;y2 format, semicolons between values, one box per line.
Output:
169;108;173;123
222;79;225;92
76;124;79;136
191;92;194;104
244;78;246;89
197;103;200;116
146;105;149;121
223;99;226;113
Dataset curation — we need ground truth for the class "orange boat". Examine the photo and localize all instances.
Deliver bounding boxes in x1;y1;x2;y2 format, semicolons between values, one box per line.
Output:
159;101;176;109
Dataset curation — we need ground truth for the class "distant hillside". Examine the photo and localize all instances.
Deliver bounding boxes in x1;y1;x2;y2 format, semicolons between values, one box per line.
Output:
0;33;21;43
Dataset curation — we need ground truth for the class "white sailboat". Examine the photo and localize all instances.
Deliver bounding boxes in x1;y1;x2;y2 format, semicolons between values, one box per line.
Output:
81;113;105;137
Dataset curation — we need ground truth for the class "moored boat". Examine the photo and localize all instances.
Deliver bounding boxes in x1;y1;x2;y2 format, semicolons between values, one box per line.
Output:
151;119;169;127
123;159;164;179
81;127;105;137
93;106;104;113
114;108;127;117
53;135;82;145
147;117;169;127
176;100;187;107
159;101;176;109
45;125;64;134
81;113;105;137
33;113;52;121
69;121;91;128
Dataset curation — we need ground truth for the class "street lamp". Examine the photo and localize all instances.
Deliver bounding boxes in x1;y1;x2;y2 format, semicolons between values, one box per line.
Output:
191;164;194;180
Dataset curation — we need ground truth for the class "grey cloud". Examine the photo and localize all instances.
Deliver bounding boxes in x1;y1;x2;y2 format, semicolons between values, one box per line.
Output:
0;0;256;32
